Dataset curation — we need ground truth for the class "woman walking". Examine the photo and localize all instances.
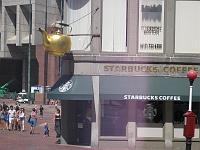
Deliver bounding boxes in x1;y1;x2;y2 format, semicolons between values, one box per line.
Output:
29;108;37;134
19;108;25;131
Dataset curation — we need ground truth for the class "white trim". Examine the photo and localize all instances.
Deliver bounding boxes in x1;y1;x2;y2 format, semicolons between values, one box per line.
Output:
174;128;199;138
137;127;163;138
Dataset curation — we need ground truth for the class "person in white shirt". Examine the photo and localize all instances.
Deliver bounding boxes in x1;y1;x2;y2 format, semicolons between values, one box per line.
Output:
19;108;25;131
8;105;16;130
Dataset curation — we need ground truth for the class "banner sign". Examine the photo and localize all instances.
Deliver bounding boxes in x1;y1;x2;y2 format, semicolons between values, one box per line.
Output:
138;0;164;53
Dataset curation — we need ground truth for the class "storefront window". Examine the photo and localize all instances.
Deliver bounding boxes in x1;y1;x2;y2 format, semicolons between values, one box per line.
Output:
102;0;127;52
136;101;163;126
174;102;200;127
175;1;200;54
101;100;128;136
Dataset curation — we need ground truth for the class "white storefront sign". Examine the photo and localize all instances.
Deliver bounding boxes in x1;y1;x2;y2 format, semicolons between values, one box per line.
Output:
124;95;181;101
58;80;73;92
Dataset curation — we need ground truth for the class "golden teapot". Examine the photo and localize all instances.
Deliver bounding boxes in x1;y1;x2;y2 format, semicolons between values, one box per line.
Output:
38;28;71;56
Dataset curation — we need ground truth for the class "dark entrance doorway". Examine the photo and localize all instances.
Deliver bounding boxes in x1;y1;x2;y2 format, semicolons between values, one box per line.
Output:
62;100;92;146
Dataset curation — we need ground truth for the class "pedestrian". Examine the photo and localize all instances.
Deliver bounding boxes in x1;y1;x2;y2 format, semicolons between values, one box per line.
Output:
8;105;16;131
54;101;58;109
14;106;20;130
2;102;8;111
39;105;44;118
0;107;5;129
54;108;61;144
29;108;37;134
34;105;38;114
3;109;9;130
19;108;25;131
43;122;49;137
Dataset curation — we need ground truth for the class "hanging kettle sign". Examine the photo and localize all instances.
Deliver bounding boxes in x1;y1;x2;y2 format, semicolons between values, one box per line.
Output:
38;28;71;56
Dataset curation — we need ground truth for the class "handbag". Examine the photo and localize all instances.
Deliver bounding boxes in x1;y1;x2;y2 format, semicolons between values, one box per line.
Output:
0;113;4;119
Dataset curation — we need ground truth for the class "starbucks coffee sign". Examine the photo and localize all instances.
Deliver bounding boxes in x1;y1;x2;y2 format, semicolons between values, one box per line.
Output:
124;95;181;101
101;64;200;76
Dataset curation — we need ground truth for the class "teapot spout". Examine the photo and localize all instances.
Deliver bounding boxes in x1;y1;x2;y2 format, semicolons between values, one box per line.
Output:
38;28;46;34
38;28;50;48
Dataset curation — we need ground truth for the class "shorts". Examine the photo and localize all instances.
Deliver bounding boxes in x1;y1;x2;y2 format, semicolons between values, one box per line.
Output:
9;117;14;124
29;118;37;127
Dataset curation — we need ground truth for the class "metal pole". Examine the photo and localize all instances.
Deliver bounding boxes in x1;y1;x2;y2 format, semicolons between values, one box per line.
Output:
59;0;64;76
186;138;192;150
188;86;193;111
186;85;193;150
61;0;64;21
28;0;32;103
43;0;48;104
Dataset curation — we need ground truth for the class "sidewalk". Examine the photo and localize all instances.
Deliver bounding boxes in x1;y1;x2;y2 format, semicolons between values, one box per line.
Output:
0;101;93;150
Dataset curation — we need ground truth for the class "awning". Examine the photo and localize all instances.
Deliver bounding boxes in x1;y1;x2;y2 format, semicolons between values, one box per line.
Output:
100;76;200;101
47;75;93;100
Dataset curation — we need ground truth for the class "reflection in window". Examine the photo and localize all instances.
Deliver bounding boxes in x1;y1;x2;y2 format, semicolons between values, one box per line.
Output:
101;100;128;136
174;102;200;127
136;101;163;126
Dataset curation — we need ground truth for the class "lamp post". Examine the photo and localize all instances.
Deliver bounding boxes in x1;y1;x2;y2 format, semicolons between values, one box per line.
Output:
183;70;197;150
43;0;48;105
59;0;64;76
187;70;197;111
27;0;32;103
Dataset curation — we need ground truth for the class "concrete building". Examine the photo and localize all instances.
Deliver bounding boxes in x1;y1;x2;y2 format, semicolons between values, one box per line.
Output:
0;0;61;95
2;0;200;149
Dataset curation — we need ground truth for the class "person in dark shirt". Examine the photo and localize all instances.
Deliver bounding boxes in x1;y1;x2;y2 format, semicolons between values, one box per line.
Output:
2;102;8;111
39;105;44;118
54;108;61;144
44;122;49;137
